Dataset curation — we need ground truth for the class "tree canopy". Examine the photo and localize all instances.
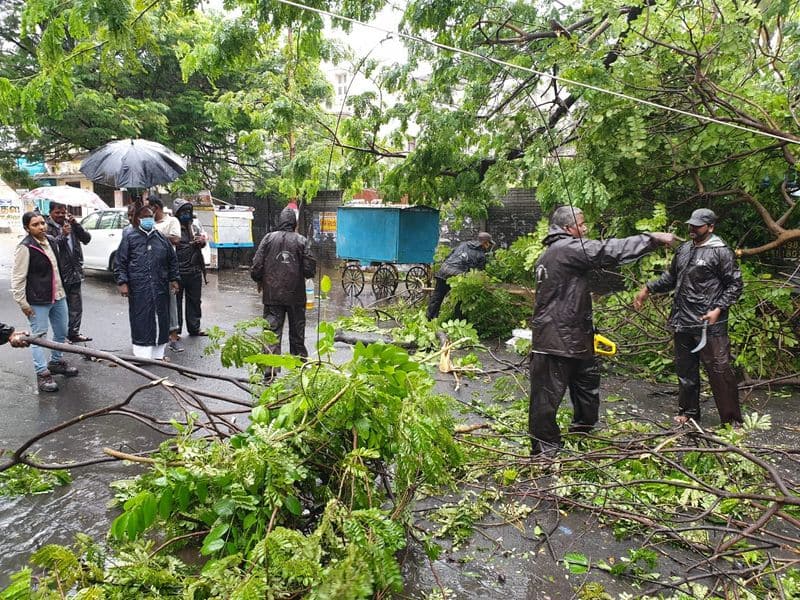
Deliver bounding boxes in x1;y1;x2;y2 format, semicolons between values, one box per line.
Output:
2;0;800;251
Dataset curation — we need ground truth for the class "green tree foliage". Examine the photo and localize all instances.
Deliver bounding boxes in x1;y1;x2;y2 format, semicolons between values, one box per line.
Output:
5;0;800;241
1;324;463;598
354;0;800;249
0;0;347;198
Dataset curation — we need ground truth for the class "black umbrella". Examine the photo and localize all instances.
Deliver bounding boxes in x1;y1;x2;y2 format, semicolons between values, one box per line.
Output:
79;139;187;189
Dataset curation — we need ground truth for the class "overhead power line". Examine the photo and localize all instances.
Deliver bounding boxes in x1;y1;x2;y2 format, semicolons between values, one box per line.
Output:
274;0;800;146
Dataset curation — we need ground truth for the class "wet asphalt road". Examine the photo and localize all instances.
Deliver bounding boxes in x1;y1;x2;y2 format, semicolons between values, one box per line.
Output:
0;231;351;582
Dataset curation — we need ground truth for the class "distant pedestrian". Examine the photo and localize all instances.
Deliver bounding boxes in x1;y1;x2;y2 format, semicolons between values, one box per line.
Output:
634;208;743;427
148;196;184;352
11;211;79;392
114;205;180;361
173;199;208;337
426;232;493;320
530;206;676;454
250;206;316;377
46;202;92;342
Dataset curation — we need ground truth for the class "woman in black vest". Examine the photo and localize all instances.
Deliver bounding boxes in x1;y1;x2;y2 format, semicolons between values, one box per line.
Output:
11;212;79;393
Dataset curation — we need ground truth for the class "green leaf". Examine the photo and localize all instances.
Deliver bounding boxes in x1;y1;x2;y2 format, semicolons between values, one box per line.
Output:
201;522;230;556
251;404;270;424
158;488;173;519
244;354;304;369
564;552;589;574
284;495;302;515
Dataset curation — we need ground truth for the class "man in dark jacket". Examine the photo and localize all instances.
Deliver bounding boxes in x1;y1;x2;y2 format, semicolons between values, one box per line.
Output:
251;206;316;363
47;202;92;342
426;232;493;320
530;206;676;455
634;208;743;427
114;205;180;360
173;199;207;337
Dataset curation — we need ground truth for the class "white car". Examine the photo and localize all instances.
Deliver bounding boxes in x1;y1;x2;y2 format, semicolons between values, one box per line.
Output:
80;208;210;273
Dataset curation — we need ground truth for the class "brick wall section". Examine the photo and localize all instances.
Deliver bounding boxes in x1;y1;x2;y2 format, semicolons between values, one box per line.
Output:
487;188;542;249
440;188;541;250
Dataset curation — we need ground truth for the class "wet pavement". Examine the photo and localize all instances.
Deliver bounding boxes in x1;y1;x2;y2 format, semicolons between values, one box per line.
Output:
0;231;356;582
2;230;800;596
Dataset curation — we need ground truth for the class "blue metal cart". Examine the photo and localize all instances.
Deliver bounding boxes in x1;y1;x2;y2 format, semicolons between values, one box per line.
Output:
336;204;440;300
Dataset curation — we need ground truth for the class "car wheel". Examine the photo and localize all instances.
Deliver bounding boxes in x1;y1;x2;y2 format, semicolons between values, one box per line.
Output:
108;252;116;272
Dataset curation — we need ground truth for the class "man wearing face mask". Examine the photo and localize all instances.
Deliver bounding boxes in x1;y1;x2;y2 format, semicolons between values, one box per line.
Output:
173;199;207;338
114;204;180;361
634;208;743;428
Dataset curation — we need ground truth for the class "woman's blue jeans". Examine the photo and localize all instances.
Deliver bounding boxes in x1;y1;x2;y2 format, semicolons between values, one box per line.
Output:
28;298;68;374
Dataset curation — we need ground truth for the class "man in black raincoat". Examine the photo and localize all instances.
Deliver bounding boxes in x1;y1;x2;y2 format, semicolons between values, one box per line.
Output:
530;206;676;455
251;206;316;362
426;232;493;320
114;205;180;360
634;208;743;427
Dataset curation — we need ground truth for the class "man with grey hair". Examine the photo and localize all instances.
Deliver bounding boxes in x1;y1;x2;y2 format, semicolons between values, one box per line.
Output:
634;208;743;428
530;206;676;455
426;231;494;320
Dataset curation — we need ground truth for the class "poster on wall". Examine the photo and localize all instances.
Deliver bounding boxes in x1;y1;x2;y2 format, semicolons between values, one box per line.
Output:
313;211;337;242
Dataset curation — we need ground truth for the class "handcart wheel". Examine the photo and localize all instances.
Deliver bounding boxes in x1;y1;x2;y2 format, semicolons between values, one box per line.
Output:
405;265;431;305
342;264;365;297
372;264;399;299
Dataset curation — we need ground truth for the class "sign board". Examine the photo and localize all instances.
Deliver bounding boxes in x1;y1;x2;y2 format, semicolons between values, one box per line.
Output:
777;239;800;261
0;197;22;231
313;211;337;242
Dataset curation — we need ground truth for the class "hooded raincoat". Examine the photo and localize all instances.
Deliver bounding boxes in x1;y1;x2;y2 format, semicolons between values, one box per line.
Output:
646;235;742;334
250;207;316;360
532;228;660;359
250;207;316;305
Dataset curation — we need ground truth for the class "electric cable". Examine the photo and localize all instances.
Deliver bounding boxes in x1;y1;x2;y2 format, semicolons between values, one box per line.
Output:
273;0;800;146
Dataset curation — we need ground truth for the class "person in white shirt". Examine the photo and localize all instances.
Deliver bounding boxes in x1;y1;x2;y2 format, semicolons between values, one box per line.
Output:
148;196;183;353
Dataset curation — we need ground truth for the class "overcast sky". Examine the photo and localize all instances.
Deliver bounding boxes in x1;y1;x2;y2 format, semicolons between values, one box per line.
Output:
198;0;407;64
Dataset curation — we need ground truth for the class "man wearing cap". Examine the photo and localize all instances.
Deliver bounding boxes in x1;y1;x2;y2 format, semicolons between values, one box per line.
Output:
530;206;677;455
634;208;743;427
426;232;493;320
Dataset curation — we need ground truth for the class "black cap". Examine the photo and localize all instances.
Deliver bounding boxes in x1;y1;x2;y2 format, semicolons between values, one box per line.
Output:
686;208;717;226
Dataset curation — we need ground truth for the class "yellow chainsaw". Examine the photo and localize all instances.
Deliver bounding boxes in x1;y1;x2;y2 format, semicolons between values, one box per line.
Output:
593;333;617;356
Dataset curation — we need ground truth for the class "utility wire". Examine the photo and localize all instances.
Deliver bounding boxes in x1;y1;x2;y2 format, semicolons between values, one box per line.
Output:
274;0;799;146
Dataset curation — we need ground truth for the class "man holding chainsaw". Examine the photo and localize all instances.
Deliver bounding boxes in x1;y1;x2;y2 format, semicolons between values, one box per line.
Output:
530;206;676;455
634;208;743;427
